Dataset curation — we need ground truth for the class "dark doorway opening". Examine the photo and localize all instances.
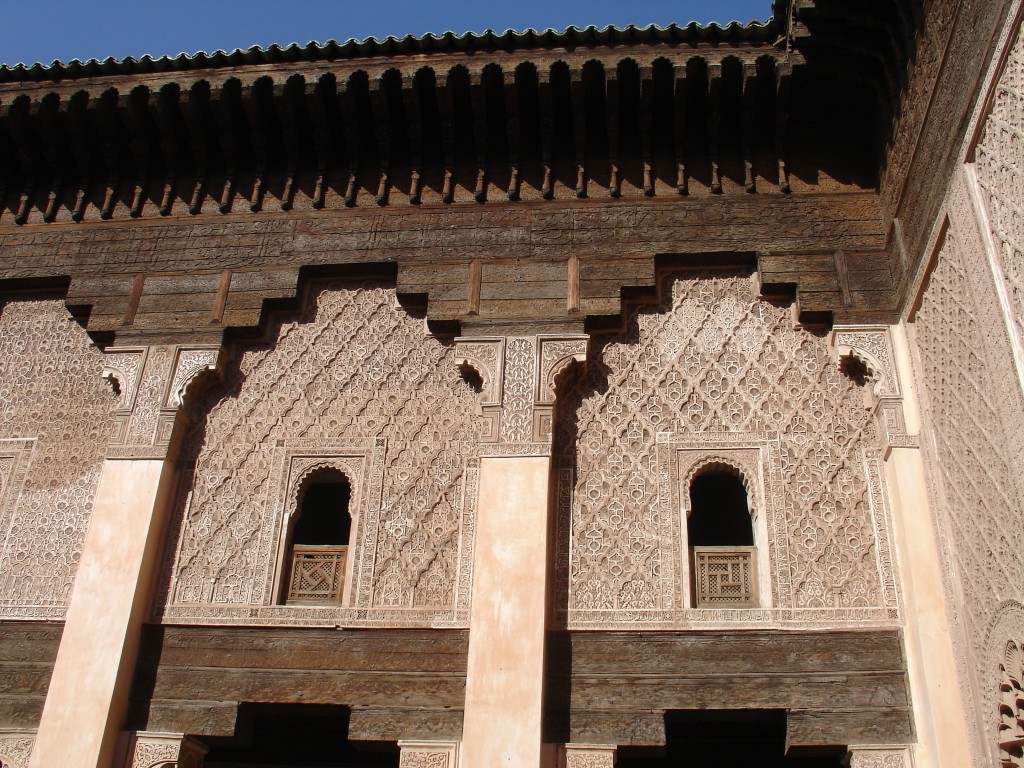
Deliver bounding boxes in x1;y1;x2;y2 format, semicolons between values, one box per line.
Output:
616;710;845;768
201;703;399;767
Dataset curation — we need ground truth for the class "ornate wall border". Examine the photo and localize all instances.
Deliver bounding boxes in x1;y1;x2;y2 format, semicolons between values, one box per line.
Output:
160;437;477;628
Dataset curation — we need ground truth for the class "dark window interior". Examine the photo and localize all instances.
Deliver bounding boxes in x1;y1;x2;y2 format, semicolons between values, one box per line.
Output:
292;470;351;546
687;470;753;546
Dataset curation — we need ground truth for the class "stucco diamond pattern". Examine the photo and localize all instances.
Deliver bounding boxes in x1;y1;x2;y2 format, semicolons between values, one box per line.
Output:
0;300;112;619
164;282;479;617
555;271;887;619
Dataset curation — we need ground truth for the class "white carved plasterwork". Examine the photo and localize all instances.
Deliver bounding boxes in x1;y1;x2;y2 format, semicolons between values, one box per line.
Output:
455;334;586;444
985;602;1024;768
561;743;617;768
554;271;897;629
398;740;459;768
159;282;480;627
164;348;219;408
0;730;35;768
846;744;915;768
500;336;537;443
975;18;1024;385
104;345;220;459
913;181;1024;768
0;300;113;619
832;326;915;454
833;326;900;399
125;731;207;768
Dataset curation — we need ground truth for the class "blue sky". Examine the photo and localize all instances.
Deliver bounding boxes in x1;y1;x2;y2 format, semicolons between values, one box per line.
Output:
0;1;774;68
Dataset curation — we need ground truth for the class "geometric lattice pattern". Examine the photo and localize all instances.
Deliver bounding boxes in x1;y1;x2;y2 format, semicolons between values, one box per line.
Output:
165;282;479;612
286;545;348;604
555;270;886;614
694;547;756;607
0;300;113;619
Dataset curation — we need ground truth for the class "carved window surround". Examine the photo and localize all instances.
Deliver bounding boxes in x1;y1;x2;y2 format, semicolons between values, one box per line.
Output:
671;434;774;610
560;428;900;629
162;436;477;628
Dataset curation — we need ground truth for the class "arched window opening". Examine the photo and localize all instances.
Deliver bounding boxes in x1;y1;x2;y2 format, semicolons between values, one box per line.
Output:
285;469;352;605
687;468;758;608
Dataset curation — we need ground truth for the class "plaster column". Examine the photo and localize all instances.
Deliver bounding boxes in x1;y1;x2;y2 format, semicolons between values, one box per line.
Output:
454;336;586;768
882;324;972;768
28;346;218;768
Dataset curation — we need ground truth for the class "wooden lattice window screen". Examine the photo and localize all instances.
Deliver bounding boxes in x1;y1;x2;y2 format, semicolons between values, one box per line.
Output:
286;545;348;604
693;546;757;607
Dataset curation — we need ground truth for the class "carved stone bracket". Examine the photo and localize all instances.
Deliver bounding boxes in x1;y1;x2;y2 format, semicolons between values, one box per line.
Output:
123;731;208;768
844;744;915;768
561;743;617;768
0;729;35;768
831;326;916;454
454;334;587;444
397;740;459;768
104;345;220;459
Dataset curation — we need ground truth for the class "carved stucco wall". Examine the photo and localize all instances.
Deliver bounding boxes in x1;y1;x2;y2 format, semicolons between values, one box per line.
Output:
0;299;112;619
976;17;1024;360
904;16;1024;766
554;270;898;628
912;199;1024;766
159;282;480;626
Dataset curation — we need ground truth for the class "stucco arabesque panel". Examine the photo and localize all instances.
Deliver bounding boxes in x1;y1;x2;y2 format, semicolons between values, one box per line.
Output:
0;300;113;620
556;271;898;630
158;282;481;628
912;172;1024;768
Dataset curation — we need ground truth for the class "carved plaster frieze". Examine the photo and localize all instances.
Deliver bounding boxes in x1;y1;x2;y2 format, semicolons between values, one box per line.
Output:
845;744;915;768
398;740;459;768
0;730;35;768
0;300;112;619
124;731;208;768
832;325;915;454
161;282;481;625
556;271;897;629
454;334;586;445
104;344;220;458
561;743;617;768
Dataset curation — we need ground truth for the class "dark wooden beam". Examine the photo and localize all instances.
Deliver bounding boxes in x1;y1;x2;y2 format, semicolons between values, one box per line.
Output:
569;67;586;198
469;70;488;203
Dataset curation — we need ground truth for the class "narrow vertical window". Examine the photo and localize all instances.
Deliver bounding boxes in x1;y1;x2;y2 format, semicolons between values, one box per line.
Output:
284;469;352;605
688;468;758;607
